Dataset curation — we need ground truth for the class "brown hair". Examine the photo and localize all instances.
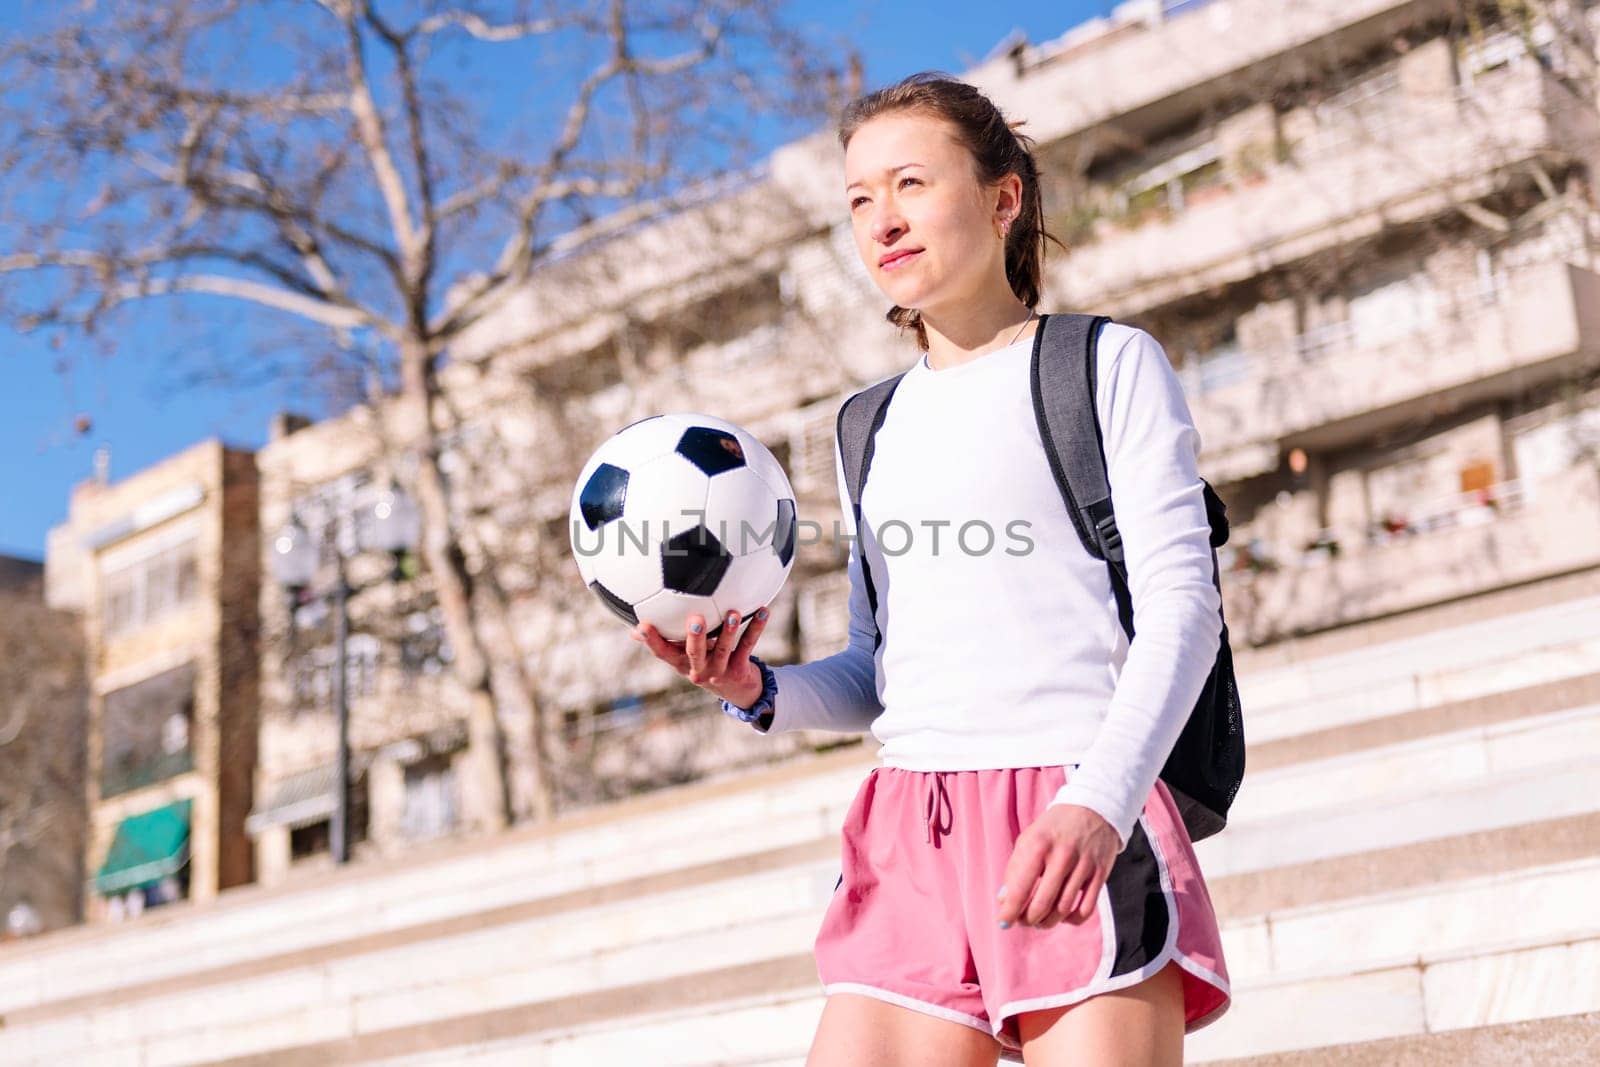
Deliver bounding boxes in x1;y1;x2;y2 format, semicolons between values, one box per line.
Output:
837;71;1061;351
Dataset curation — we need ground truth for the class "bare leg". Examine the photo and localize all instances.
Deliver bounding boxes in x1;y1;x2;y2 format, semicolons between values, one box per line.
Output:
806;991;1003;1067
1015;959;1185;1067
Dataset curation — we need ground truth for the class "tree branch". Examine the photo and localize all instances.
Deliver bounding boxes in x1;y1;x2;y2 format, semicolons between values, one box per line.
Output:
363;4;437;329
416;9;567;42
324;0;421;274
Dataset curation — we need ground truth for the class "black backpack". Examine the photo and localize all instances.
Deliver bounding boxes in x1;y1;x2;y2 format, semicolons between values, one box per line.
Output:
835;312;1245;842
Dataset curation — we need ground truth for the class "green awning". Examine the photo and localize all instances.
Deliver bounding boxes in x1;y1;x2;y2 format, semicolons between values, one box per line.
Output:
95;799;192;895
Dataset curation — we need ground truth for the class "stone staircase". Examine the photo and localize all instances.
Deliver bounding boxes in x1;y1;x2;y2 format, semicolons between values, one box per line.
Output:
1;570;1598;1065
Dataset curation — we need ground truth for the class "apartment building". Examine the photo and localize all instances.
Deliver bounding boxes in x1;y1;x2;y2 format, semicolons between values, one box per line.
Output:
210;5;1600;844
245;407;508;884
471;0;1600;643
43;442;260;921
0;555;88;938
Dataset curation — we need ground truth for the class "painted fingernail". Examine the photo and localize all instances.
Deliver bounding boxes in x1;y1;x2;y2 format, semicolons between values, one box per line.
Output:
998;921;1012;929
690;623;703;633
757;609;768;620
996;886;1007;901
728;612;737;623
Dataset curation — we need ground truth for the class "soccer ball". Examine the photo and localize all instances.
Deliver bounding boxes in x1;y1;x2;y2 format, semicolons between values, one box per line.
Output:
570;412;798;643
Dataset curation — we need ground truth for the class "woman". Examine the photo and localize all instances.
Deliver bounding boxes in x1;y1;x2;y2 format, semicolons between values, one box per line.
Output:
632;72;1231;1067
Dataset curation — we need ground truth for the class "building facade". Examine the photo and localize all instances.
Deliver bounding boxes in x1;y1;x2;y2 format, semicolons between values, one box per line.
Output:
44;442;260;921
62;0;1600;883
247;407;490;885
236;0;1600;866
0;555;88;938
448;0;1600;666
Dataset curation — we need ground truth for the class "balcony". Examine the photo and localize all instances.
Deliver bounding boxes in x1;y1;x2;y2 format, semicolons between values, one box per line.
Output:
1049;59;1598;314
998;0;1433;149
1188;259;1600;482
1223;464;1600;642
100;747;196;800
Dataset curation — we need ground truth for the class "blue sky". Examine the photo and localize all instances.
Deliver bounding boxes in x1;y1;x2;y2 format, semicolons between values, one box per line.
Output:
0;0;1112;560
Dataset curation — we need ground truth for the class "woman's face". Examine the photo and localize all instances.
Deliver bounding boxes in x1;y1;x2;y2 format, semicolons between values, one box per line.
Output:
843;111;1010;316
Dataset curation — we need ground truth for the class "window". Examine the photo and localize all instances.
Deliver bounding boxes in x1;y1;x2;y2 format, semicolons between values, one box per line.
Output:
1347;272;1437;350
288;472;377;562
101;537;201;637
290;820;331;860
399;607;451;678
522;338;626;397
1514;405;1600;485
102;663;197;798
289;780;368;861
400;754;459;842
1114;141;1225;224
790;397;842;498
1460;23;1555;83
291;635;382;708
1192;331;1251;393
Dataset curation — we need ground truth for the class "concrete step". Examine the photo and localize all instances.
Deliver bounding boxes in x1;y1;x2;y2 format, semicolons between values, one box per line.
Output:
1247;669;1600;771
11;781;1598;1052
1219;857;1600;988
1244;635;1600;747
346;922;1600;1066
1227;703;1600;824
195;921;1600;1066
0;745;876;1017
11;577;1593;1017
1208;808;1600;918
0;860;838;1062
1199;754;1600;879
9;689;1595;1033
7;840;1594;1065
1233;566;1600;680
1188;930;1600;1061
1204;1008;1600;1065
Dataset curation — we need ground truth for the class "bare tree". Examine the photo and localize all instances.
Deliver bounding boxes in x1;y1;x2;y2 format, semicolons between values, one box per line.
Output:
0;0;852;827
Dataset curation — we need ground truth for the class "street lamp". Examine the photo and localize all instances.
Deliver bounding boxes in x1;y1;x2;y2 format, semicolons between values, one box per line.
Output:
270;480;420;864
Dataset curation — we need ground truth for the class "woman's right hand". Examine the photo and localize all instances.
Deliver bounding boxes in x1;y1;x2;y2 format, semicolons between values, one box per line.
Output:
631;606;771;709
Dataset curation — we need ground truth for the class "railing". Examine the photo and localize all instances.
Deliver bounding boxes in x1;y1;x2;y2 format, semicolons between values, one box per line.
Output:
562;685;715;744
101;748;196;800
1223;477;1532;575
1363;478;1530;546
1085;50;1541;250
1179;266;1512;397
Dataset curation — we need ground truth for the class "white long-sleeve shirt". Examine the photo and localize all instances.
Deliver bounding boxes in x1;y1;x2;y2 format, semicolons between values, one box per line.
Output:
754;322;1222;849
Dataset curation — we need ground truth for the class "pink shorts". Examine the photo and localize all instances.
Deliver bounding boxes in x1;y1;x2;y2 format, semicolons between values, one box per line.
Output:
813;765;1231;1061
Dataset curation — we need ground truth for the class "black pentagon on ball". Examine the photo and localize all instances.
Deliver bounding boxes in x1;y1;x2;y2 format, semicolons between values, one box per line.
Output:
774;498;796;567
675;426;746;476
589;579;638;626
662;524;731;596
578;462;628;531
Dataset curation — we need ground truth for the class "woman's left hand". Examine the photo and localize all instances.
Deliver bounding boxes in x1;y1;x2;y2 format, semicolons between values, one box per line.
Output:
995;804;1122;930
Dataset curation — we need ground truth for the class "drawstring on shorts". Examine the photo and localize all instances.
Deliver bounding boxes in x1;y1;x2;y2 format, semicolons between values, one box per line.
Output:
923;771;953;846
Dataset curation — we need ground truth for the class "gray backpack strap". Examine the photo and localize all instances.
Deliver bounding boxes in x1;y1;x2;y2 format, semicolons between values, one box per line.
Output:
1030;312;1135;635
836;373;906;650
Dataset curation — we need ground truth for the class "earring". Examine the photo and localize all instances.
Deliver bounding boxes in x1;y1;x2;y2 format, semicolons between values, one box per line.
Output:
999;218;1011;240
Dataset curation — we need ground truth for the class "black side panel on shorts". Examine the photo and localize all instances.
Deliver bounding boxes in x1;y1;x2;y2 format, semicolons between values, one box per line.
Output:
1103;819;1170;978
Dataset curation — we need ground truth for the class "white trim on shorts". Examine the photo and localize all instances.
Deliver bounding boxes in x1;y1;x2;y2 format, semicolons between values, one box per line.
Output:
995;810;1233;1036
1143;805;1233;1032
823;981;995;1039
